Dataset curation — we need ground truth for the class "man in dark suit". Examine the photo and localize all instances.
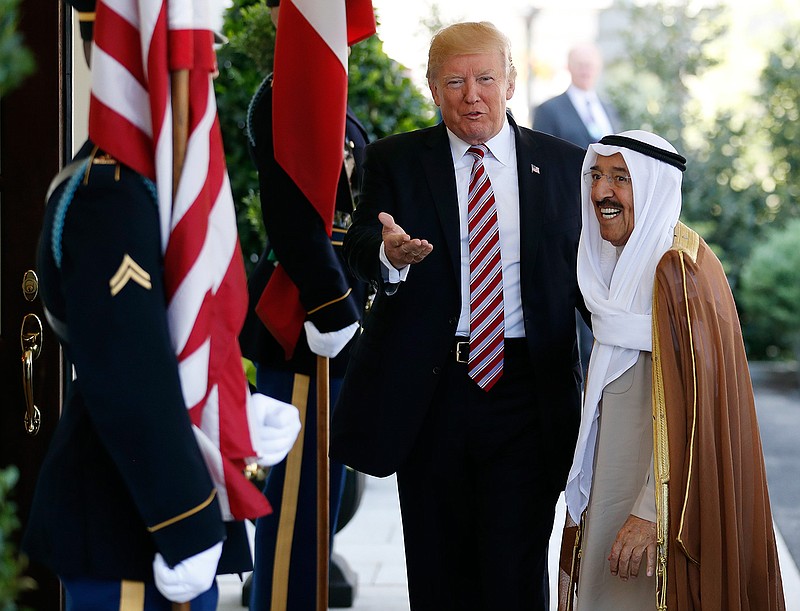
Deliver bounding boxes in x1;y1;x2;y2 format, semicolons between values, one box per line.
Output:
331;21;587;611
240;2;370;609
532;43;619;148
532;42;620;378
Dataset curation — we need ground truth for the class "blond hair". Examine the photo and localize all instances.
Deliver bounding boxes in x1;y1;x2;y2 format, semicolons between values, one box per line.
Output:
426;22;517;83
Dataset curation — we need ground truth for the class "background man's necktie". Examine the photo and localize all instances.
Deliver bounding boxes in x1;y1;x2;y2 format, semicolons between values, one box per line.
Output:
466;144;505;391
584;98;604;141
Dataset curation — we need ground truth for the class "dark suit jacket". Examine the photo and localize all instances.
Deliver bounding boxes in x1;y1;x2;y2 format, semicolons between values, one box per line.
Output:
331;114;587;489
532;91;620;149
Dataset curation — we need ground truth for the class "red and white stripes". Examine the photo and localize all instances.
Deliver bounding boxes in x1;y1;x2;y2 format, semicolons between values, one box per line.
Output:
89;0;270;521
467;145;505;391
257;0;375;358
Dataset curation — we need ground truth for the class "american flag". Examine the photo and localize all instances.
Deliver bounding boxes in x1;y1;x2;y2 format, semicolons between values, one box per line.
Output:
255;0;375;358
89;0;270;521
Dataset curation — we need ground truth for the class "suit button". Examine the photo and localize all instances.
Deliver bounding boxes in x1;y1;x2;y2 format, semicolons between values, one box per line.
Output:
432;366;441;375
448;317;458;326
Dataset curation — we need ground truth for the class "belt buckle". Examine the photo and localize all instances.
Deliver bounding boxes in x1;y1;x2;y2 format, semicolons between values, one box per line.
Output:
454;340;469;364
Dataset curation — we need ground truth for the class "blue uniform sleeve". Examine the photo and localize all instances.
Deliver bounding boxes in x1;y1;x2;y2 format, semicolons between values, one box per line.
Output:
248;80;361;332
58;164;225;566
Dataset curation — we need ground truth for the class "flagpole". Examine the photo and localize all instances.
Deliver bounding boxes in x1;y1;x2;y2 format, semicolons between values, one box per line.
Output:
170;21;190;611
171;69;190;198
316;354;330;611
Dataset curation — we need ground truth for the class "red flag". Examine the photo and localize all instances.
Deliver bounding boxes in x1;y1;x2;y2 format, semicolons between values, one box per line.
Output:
259;0;376;358
89;0;270;521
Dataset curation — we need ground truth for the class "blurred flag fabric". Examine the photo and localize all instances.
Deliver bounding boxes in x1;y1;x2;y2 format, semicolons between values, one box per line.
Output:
88;0;270;521
255;0;376;358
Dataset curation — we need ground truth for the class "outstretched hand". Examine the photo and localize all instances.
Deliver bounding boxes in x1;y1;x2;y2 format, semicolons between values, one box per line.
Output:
379;212;433;269
608;514;657;580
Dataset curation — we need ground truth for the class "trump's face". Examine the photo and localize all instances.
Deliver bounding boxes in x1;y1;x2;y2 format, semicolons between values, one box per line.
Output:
428;51;515;145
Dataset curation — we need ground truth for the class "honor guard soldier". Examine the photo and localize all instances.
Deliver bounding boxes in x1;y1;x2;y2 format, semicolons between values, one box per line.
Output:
239;1;371;609
22;2;300;608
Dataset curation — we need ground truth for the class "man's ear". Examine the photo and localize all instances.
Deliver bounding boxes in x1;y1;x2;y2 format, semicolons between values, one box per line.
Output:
429;80;441;107
505;78;516;101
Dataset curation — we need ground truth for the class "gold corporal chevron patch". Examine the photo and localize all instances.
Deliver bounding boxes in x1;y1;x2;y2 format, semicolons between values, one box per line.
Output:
110;254;152;296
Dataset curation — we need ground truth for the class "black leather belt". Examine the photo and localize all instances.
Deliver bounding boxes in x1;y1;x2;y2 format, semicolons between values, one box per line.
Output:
452;337;528;363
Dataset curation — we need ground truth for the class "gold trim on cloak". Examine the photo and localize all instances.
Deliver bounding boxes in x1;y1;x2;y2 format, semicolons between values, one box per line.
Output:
651;222;702;609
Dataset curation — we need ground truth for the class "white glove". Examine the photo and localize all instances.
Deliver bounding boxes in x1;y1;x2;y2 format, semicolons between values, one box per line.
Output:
153;541;222;603
304;321;359;358
248;393;302;467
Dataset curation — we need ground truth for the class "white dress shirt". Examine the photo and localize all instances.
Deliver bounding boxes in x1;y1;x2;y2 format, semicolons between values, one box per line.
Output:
379;119;525;339
566;85;614;141
447;120;525;338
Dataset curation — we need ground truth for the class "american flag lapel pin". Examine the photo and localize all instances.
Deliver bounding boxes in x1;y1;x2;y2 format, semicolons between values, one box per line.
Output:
531;164;540;174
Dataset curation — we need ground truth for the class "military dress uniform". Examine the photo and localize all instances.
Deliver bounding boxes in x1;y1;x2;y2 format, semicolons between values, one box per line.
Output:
240;74;369;611
23;142;246;610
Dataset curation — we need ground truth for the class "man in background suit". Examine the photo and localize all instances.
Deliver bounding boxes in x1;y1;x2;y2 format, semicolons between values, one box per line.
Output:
332;21;587;611
532;42;619;148
532;42;620;378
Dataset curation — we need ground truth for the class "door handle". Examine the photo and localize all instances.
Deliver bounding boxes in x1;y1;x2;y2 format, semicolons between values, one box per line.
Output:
21;313;43;435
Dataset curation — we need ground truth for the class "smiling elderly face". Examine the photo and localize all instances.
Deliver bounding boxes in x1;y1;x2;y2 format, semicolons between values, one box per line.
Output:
590;152;635;247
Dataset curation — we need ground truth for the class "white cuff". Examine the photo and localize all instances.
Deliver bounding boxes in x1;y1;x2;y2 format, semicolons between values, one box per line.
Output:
630;454;657;523
379;242;410;284
304;320;359;358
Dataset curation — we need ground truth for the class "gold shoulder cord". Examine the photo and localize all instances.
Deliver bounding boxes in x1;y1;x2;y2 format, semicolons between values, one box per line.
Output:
652;274;670;611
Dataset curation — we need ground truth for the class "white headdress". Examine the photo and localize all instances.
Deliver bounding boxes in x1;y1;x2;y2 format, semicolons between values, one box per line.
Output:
565;130;685;522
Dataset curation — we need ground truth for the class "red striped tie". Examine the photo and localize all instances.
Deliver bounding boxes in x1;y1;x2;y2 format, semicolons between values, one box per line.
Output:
467;144;504;391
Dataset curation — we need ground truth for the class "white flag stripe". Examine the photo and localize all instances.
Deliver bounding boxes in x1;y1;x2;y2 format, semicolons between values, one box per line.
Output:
166;0;200;30
199;383;221;448
102;0;141;30
153;102;174;250
167;188;237;353
293;0;348;71
192;418;233;520
171;82;216;226
100;0;156;82
92;46;153;137
178;337;211;408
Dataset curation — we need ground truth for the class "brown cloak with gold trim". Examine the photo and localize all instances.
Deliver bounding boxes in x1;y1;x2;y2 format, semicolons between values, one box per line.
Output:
652;222;785;610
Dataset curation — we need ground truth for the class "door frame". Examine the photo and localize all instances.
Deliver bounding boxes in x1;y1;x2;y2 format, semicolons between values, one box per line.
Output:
0;0;70;608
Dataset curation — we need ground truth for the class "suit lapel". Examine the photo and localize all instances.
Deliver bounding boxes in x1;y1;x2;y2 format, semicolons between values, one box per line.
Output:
421;124;462;283
509;114;544;285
